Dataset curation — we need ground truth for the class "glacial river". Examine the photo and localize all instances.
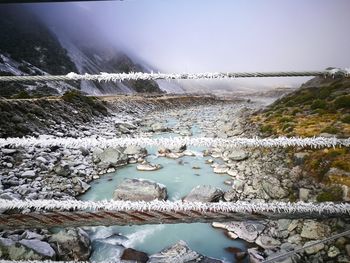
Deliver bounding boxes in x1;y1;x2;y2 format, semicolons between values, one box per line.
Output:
80;119;247;262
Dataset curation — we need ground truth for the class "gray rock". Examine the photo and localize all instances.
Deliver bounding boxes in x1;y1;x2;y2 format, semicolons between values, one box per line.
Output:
151;122;168;132
293;152;309;165
21;170;36;178
212;221;265;243
304;241;325;255
223;190;238;202
54;164;71;177
93;147;128;168
299;188;310;201
36;157;47;164
49;228;91;260
255;235;281;249
90;241;124;262
300;220;331;240
20;231;45;241
148;240;222;263
184;185;223;202
247;248;265;263
1;149;17;155
137;162;162;171
262;177;288;199
0;236;56;260
113;178;167;201
226;149;248;161
213;165;228;174
327;246;340;258
346;244;350;257
124;145;147;156
18;239;56;258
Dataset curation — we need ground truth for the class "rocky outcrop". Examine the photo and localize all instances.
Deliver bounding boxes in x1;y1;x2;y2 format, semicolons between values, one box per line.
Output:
113;178;167;201
184;185;223;202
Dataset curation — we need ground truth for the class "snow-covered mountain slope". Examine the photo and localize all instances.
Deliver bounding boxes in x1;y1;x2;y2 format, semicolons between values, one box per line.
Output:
0;6;185;97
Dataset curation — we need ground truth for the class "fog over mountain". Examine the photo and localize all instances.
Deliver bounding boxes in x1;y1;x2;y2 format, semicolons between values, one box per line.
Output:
2;0;350;93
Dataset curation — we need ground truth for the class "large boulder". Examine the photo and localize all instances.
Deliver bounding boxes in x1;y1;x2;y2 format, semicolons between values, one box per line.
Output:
184;185;224;202
148;240;222;263
113;178;167;201
93;147;128;169
48;228;91;260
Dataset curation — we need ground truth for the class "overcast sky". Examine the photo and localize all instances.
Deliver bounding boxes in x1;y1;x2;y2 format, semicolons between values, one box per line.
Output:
25;0;350;88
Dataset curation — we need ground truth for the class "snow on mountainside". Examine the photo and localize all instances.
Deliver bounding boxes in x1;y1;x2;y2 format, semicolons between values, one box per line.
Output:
0;6;184;97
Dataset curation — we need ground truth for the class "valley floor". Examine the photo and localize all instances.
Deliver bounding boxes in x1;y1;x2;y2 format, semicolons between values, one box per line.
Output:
0;95;349;262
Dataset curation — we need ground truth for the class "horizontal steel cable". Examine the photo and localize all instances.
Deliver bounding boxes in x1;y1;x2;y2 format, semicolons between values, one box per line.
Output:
0;69;349;82
0;136;349;149
0;200;349;229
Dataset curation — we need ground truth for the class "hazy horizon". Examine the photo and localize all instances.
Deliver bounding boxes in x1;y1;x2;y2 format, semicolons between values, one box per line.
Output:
6;0;350;89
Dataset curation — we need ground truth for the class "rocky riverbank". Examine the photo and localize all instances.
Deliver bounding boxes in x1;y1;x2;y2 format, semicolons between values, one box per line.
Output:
0;94;349;262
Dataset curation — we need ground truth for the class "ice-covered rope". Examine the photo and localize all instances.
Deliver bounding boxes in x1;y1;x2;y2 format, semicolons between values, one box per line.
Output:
1;199;350;215
0;69;349;82
0;136;349;149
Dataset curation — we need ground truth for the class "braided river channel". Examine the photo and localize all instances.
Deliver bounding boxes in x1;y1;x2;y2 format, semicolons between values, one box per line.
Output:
80;118;248;262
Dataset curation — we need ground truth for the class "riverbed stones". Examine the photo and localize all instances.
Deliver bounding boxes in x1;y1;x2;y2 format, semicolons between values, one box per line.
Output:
300;220;331;239
113;178;167;201
48;228;91;260
255;235;281;249
184;185;224;202
261;177;288;199
147;240;222;263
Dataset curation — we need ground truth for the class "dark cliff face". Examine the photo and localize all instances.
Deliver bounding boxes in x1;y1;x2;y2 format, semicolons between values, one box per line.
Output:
0;6;162;97
0;6;77;75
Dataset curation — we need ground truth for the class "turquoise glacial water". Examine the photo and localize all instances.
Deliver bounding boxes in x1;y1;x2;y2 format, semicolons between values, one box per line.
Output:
80;119;247;262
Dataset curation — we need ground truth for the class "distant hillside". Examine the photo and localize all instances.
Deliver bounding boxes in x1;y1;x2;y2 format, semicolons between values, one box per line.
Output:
253;76;350;137
251;76;350;201
0;6;164;97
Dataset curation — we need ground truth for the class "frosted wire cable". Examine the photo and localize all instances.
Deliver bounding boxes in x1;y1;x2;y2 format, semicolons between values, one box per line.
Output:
0;69;349;82
1;199;350;214
0;136;349;149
